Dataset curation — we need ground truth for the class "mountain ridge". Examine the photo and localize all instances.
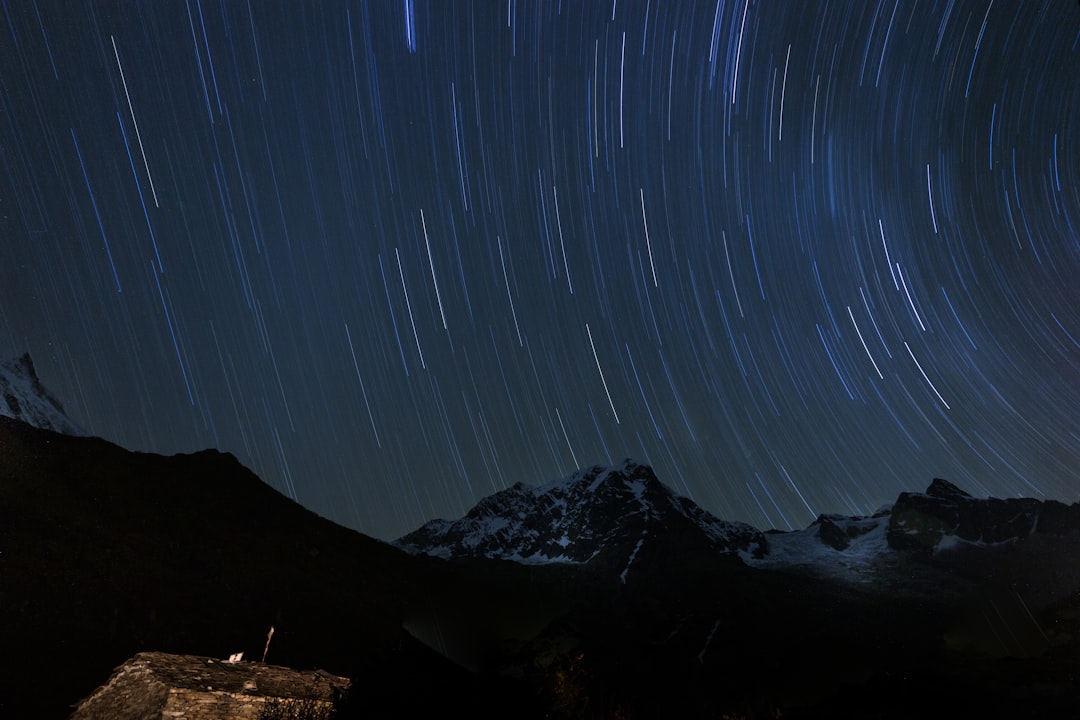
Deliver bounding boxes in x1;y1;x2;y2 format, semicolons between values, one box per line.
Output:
396;460;1080;597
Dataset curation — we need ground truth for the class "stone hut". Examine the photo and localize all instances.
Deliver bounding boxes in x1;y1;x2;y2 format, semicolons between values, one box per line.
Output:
72;651;351;719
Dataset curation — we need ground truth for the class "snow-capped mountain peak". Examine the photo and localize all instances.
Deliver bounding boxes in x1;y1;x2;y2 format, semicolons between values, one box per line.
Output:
0;353;84;435
395;459;767;571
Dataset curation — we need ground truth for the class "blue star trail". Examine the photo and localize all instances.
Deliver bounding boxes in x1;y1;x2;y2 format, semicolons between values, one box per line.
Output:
1;1;1077;541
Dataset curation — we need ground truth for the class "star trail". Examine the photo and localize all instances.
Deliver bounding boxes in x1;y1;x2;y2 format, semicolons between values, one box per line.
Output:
1;1;1078;541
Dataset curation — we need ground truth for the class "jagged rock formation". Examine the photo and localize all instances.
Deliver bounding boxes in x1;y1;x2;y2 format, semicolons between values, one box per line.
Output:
887;477;1080;555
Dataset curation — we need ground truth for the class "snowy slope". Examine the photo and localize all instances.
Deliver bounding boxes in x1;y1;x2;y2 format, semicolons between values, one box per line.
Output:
745;511;893;583
0;353;84;435
395;459;767;567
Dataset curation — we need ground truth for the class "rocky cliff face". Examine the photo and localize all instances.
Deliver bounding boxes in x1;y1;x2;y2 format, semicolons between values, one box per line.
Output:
887;477;1080;555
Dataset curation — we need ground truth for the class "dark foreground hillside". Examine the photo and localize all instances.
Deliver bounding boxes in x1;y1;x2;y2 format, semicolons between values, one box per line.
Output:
0;417;534;719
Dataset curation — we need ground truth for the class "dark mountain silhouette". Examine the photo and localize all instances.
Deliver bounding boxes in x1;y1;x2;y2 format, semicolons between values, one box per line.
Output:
3;359;1079;718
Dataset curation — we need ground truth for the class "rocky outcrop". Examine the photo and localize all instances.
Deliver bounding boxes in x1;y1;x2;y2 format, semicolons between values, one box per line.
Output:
816;515;855;551
72;652;350;720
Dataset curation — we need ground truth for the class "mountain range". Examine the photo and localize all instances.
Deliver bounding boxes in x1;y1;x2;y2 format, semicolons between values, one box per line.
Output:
3;354;1079;718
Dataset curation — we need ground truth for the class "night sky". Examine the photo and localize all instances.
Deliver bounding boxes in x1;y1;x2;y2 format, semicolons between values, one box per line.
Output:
2;1;1078;542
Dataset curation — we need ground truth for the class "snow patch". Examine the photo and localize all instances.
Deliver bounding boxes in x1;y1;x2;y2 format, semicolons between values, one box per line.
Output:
586;468;613;493
625;478;647;500
697;618;722;664
503;550;587;565
619;534;646;584
932;533;1013;556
